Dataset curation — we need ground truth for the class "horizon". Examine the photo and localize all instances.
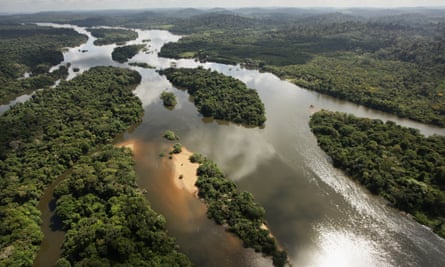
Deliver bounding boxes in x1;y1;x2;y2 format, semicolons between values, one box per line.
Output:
1;0;445;15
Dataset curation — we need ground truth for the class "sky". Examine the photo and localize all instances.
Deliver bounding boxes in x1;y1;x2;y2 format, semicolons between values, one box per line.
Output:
0;0;444;14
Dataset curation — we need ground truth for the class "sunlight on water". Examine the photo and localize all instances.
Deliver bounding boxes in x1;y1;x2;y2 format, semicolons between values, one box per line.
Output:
306;226;391;267
305;146;390;223
28;23;445;267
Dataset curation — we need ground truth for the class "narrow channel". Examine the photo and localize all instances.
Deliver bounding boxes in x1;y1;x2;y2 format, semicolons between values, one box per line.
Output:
30;23;445;267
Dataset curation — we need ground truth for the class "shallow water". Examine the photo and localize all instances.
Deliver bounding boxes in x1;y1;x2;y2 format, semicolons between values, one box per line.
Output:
31;23;445;267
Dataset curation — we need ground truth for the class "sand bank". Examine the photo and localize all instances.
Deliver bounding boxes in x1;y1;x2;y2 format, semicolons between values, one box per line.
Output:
170;147;200;196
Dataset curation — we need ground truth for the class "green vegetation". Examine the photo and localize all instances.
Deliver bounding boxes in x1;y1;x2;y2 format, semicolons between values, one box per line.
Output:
4;11;444;125
189;153;204;164
160;67;266;126
163;130;179;141
159;12;445;127
88;28;138;45
53;146;192;266
0;24;87;103
171;143;182;154
310;110;445;237
0;67;143;266
160;91;177;108
195;157;288;266
111;44;145;63
128;62;155;69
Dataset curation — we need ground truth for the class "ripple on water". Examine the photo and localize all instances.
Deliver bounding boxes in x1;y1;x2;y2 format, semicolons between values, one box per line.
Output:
306;225;393;267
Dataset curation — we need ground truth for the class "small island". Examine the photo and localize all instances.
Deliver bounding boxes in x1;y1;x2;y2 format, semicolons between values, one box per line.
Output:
128;62;155;69
88;28;138;46
310;110;445;237
112;44;145;63
163;130;179;141
160;91;177;108
169;148;289;267
160;67;266;127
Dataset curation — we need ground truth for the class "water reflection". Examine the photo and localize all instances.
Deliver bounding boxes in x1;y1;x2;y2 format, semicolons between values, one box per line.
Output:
0;92;33;115
306;226;390;267
29;23;445;267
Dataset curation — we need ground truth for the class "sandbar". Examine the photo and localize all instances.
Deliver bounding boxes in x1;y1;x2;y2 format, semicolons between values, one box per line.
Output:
170;147;200;196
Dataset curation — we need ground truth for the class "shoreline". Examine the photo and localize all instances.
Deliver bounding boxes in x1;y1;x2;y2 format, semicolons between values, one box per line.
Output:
170;147;200;197
170;147;289;265
115;140;136;151
116;141;289;265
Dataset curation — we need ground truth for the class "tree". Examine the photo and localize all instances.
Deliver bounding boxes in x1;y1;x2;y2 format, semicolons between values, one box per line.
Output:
160;91;177;108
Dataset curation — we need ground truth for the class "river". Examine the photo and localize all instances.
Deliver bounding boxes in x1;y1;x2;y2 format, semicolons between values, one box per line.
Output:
28;23;445;267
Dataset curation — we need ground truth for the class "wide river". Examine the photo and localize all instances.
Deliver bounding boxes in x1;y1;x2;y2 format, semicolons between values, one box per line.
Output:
26;23;445;267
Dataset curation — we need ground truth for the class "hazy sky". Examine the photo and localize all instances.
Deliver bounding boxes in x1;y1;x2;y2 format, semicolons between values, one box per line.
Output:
1;0;444;13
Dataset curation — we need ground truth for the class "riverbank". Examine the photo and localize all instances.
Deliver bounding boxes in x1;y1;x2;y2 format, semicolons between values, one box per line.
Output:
170;147;200;196
170;147;289;266
116;139;137;153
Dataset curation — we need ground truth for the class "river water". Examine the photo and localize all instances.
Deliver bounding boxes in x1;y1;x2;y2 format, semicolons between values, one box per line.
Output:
28;23;445;267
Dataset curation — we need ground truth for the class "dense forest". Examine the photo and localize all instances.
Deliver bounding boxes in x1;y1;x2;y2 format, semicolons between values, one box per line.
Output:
53;146;192;266
310;111;445;237
0;24;87;103
112;44;145;63
2;10;444;126
160;67;266;126
158;11;445;127
191;155;288;267
87;28;138;46
0;67;143;266
1;7;445;265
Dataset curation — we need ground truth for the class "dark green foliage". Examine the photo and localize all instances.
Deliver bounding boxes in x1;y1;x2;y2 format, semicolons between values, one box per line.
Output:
194;157;288;266
310;110;445;237
171;143;182;154
163;130;179;141
0;24;87;102
128;62;155;69
87;28;138;46
189;153;204;164
266;52;445;127
159;12;445;126
111;44;145;63
160;91;177;108
160;67;266;126
55;258;71;267
0;67;143;266
53;146;192;266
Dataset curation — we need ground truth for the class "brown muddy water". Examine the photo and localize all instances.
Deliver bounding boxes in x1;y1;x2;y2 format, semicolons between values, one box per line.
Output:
28;23;445;267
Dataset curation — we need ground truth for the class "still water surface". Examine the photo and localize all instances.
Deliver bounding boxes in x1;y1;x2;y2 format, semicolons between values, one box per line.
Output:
30;23;445;267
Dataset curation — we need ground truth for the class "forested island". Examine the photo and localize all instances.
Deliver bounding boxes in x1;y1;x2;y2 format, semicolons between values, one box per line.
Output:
2;10;444;126
160;91;177;108
87;28;138;46
53;146;192;266
128;62;155;69
112;44;145;63
190;154;288;267
0;67;144;265
160;67;266;126
1;7;445;266
0;24;87;103
158;11;445;127
310;110;445;237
